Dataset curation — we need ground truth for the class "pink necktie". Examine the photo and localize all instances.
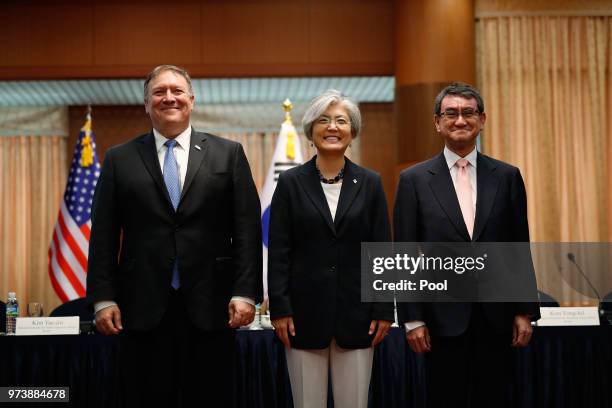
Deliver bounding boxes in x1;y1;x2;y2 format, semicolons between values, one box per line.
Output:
455;158;474;238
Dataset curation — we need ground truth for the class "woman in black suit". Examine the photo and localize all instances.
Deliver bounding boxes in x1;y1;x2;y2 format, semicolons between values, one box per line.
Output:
268;89;393;408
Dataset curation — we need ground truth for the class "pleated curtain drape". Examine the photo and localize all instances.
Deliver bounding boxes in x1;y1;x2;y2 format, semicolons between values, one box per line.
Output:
0;135;67;315
477;15;612;305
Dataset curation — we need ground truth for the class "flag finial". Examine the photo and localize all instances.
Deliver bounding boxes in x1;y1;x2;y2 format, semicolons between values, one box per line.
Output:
80;109;94;167
282;99;296;160
283;99;293;125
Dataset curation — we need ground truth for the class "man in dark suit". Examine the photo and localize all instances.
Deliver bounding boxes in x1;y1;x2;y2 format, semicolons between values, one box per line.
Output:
86;65;262;407
394;82;540;408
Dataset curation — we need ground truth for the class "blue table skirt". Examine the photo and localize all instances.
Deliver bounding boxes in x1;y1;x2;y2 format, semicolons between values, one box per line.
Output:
2;326;611;408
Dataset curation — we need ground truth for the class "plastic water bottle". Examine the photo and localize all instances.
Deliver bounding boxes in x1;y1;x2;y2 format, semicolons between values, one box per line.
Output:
6;292;18;335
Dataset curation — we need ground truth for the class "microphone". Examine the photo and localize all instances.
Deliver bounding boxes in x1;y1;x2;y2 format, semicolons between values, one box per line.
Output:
566;252;605;320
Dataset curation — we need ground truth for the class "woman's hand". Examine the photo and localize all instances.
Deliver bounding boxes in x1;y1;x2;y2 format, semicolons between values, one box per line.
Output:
272;316;296;349
369;320;392;346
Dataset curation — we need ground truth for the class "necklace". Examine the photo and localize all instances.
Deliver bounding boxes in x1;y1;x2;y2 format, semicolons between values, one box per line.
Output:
317;166;345;184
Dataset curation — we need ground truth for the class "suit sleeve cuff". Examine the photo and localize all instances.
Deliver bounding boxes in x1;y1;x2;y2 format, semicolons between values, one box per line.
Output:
404;320;426;333
231;296;255;306
94;300;118;314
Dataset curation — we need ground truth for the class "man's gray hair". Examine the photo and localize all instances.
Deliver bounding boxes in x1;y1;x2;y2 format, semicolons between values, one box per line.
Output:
433;82;485;116
302;89;362;140
144;64;194;99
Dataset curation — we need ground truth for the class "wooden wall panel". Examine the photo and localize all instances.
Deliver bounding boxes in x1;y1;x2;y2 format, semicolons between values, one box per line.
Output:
68;105;150;166
93;4;202;66
395;0;475;86
309;0;393;64
0;5;93;67
395;83;445;165
0;0;394;79
359;102;396;214
201;1;309;65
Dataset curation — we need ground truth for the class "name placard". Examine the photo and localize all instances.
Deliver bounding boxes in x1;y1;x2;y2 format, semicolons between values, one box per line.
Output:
15;317;80;336
537;307;600;326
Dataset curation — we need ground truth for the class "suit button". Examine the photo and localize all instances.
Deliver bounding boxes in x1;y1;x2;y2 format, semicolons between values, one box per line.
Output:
330;266;336;272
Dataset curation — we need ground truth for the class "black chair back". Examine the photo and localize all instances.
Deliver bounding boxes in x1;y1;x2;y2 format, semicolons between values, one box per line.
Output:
50;298;94;321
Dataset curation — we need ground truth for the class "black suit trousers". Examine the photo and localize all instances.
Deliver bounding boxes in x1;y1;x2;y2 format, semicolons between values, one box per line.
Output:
119;289;235;408
425;304;513;408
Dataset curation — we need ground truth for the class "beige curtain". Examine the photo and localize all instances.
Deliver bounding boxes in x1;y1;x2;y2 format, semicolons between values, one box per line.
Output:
0;136;67;316
477;16;612;305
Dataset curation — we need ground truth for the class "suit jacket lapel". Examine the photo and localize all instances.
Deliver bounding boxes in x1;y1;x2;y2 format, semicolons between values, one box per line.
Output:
136;131;174;211
180;129;208;203
427;153;471;241
334;158;363;229
472;153;499;241
298;157;336;235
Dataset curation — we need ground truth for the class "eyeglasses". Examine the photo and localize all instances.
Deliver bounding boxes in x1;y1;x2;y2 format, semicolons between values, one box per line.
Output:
439;109;480;121
315;116;351;127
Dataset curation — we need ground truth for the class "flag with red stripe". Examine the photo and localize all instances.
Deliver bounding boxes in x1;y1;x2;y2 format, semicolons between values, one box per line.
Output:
48;111;100;302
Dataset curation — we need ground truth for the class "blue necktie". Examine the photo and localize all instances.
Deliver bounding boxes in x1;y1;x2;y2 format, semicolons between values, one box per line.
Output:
163;139;181;289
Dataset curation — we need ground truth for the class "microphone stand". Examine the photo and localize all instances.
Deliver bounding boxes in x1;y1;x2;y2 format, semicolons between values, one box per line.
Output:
567;253;611;325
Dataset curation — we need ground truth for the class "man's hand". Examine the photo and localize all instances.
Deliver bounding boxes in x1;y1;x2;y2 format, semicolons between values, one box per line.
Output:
95;305;123;335
369;320;392;347
271;316;295;349
228;299;255;328
406;325;431;353
512;315;533;347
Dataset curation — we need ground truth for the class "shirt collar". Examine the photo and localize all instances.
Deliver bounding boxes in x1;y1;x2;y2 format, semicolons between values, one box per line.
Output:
444;145;478;170
153;126;192;153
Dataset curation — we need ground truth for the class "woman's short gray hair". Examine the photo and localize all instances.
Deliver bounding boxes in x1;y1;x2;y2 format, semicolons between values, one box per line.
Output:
302;89;362;140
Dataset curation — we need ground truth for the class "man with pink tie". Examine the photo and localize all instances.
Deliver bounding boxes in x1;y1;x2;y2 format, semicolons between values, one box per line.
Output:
394;83;540;408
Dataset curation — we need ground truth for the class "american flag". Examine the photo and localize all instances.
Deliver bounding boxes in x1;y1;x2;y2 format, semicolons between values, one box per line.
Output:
48;111;100;302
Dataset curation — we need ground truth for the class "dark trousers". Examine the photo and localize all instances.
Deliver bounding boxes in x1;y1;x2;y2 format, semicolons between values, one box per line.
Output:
119;289;235;408
425;304;513;408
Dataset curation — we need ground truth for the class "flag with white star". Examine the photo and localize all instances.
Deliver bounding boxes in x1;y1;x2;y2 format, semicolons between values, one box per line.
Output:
48;110;100;302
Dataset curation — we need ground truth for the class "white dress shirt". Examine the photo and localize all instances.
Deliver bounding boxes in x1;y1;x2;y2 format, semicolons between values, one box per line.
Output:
404;146;478;333
321;181;342;220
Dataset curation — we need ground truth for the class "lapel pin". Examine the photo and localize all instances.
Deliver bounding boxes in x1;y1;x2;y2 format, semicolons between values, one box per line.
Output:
353;179;357;184
194;145;201;151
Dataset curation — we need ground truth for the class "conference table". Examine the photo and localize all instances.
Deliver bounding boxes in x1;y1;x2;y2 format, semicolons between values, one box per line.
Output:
1;326;611;407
